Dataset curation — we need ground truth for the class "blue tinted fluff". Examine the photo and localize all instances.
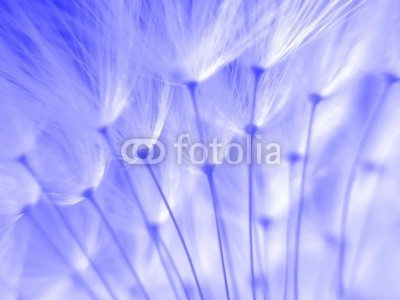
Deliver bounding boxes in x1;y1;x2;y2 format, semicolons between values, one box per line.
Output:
1;0;400;299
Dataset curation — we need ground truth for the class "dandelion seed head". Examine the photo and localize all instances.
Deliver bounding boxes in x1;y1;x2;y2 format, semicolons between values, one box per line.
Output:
2;0;400;298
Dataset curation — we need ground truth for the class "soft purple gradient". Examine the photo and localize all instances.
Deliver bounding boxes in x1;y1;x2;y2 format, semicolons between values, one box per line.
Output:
1;1;400;299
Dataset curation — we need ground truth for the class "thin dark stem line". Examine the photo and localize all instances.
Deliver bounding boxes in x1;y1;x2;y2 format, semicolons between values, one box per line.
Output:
346;200;374;294
52;204;118;300
157;237;191;299
283;162;295;300
85;191;150;300
248;153;256;300
18;157;114;299
248;66;264;300
24;212;99;300
146;164;204;300
254;219;269;299
152;231;181;300
187;82;231;300
220;213;240;300
100;129;190;297
119;168;187;300
260;229;270;300
206;171;231;300
337;80;394;297
293;100;318;300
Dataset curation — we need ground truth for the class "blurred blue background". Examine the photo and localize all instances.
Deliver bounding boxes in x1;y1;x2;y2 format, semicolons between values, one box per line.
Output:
1;0;400;299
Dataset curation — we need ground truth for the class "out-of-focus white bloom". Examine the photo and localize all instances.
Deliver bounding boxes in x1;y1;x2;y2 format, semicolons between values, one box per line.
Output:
1;0;400;299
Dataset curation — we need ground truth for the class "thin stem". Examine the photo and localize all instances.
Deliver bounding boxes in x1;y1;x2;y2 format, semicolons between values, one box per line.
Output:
248;153;256;300
187;82;231;300
346;200;374;295
18;157;114;299
85;191;150;300
337;80;394;297
52;204;117;300
157;235;192;299
151;229;181;300
24;212;98;300
206;170;231;300
146;164;204;300
119;169;187;300
187;82;205;143
100;128;190;298
248;66;264;300
294;100;319;300
260;228;270;300
255;221;269;300
283;158;297;300
220;216;240;300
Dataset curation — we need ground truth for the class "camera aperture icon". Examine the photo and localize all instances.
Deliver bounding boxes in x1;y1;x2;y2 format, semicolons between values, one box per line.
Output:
121;139;166;165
